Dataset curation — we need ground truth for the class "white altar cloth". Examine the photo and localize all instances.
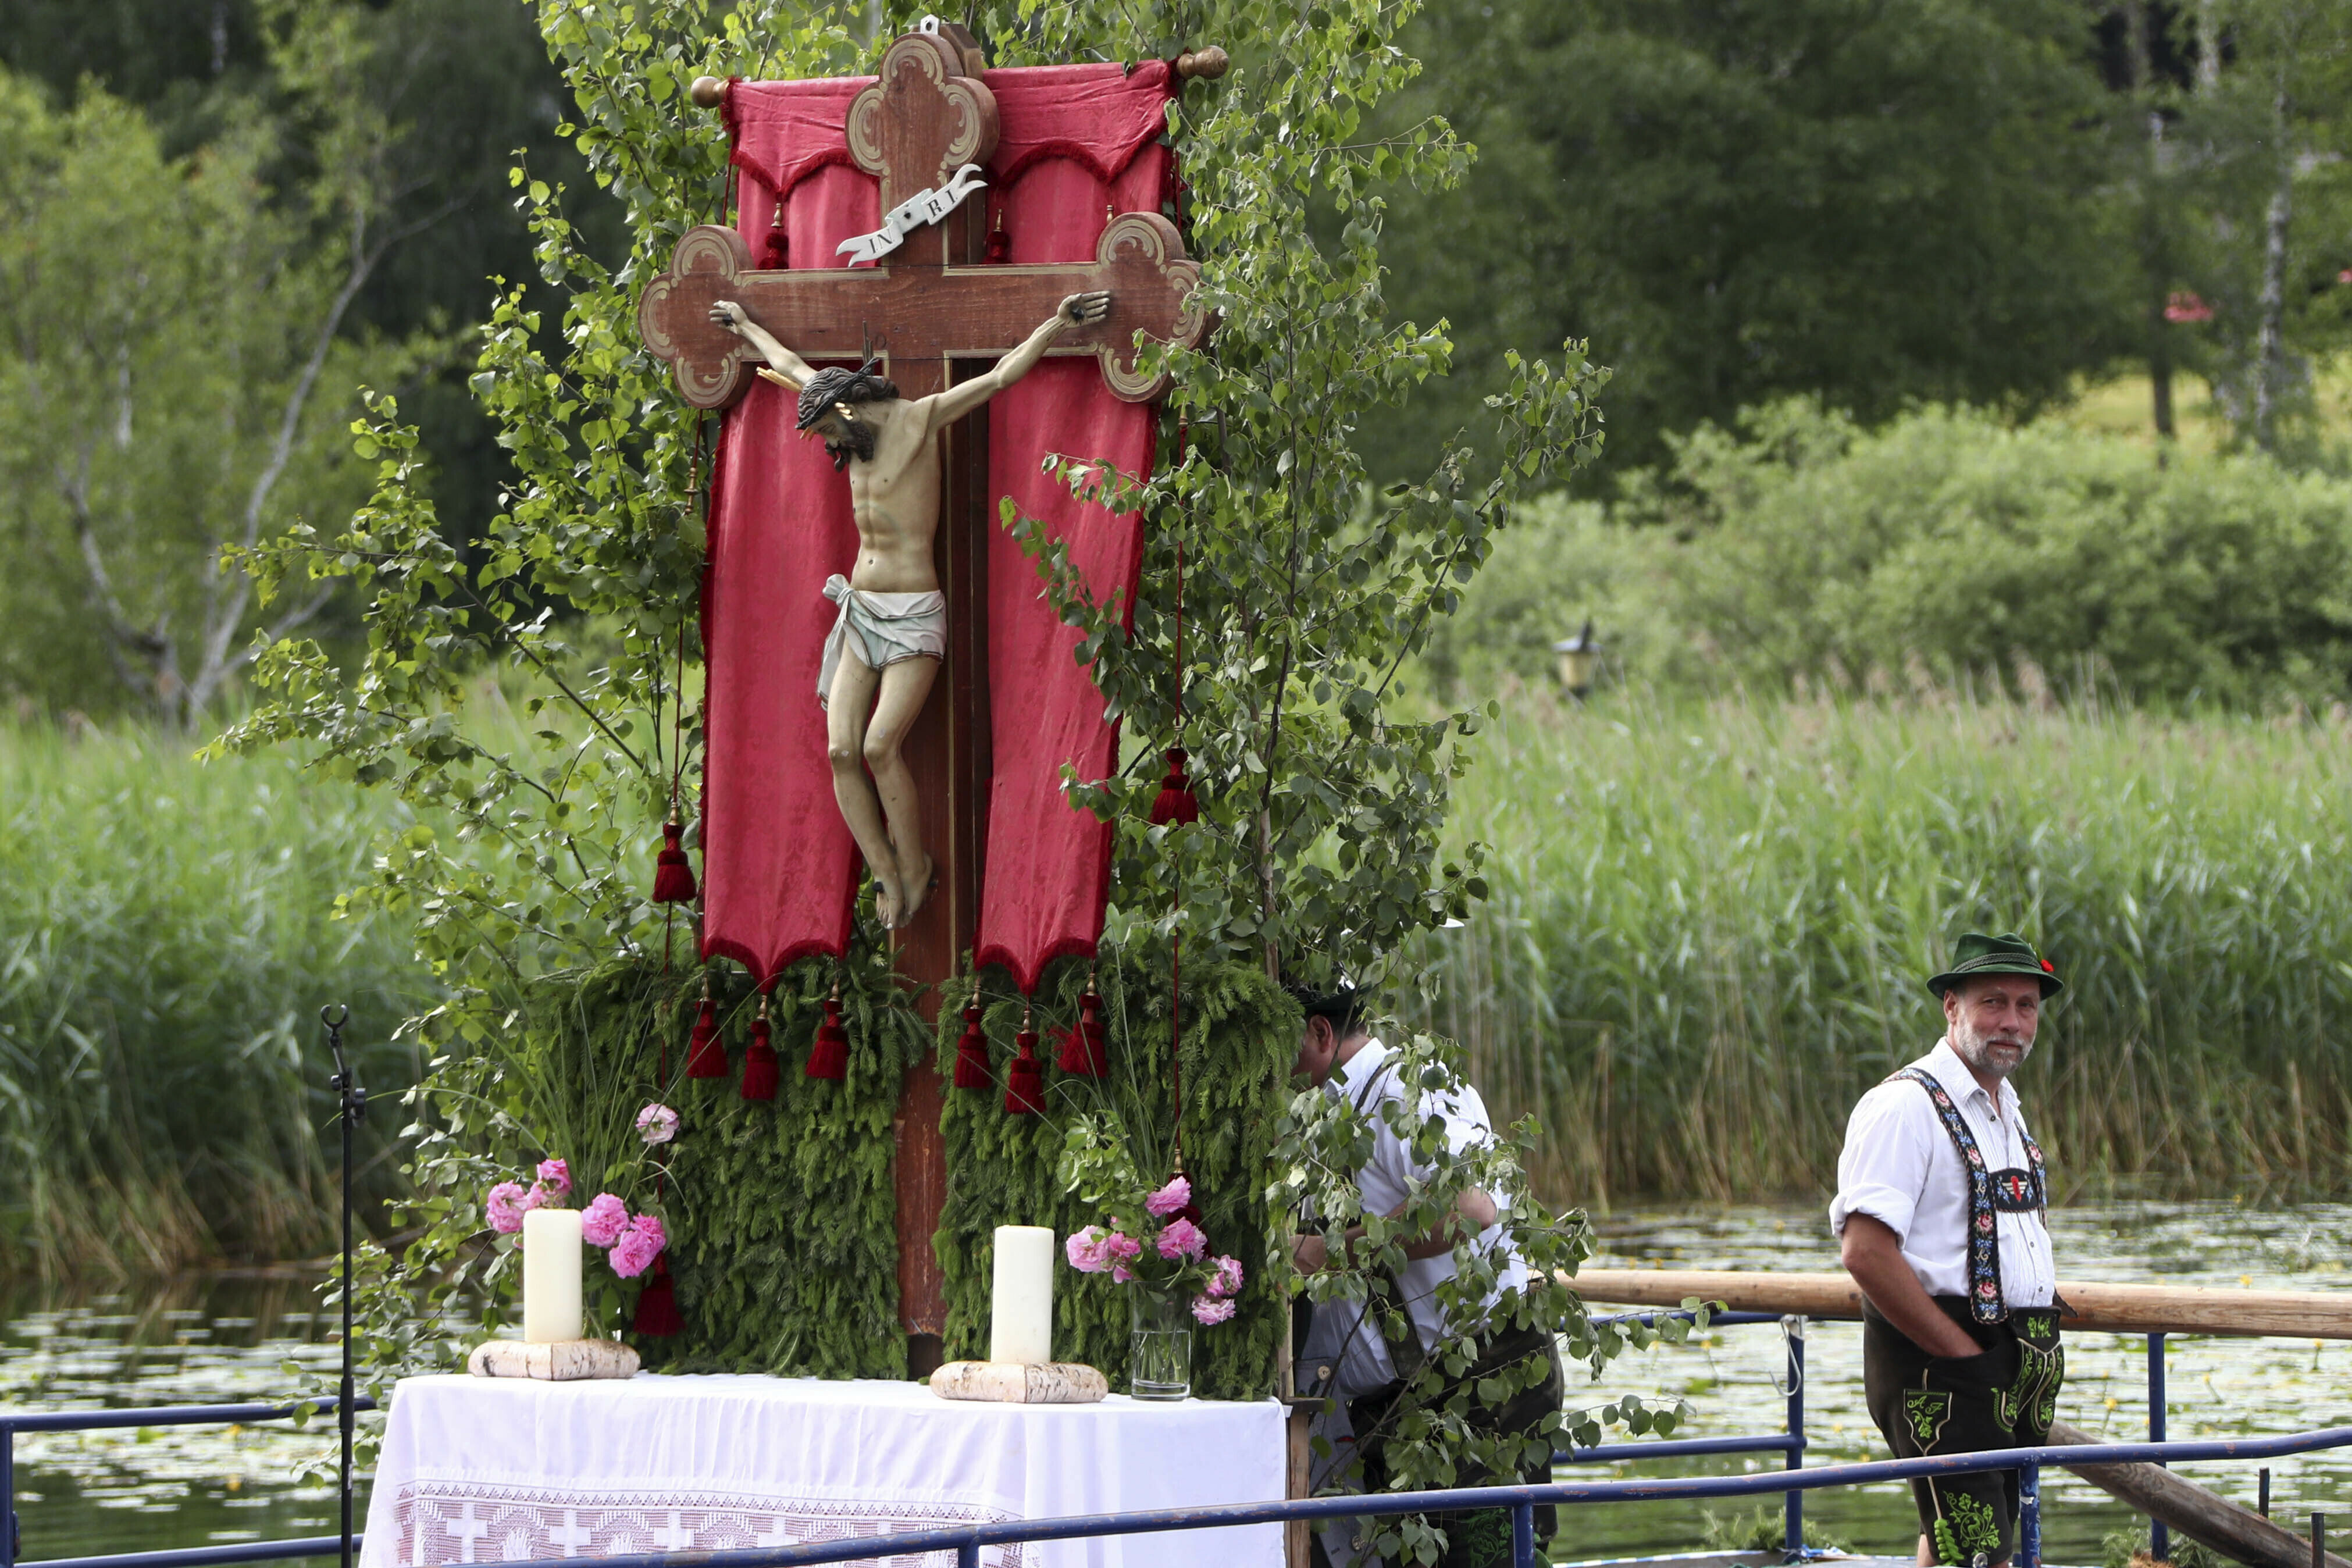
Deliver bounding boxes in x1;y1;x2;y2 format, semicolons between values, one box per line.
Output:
359;1373;1285;1568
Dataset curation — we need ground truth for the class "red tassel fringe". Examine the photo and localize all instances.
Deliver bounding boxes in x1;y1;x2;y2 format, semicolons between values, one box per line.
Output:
1148;748;1200;826
632;1255;683;1337
652;822;697;903
953;1003;991;1090
1056;991;1108;1077
685;997;726;1078
806;995;849;1081
1004;1028;1045;1115
740;1013;779;1100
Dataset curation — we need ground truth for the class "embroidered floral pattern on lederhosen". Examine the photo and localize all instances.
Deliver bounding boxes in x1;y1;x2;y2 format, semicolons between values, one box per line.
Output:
1997;1310;2065;1437
1887;1067;2047;1326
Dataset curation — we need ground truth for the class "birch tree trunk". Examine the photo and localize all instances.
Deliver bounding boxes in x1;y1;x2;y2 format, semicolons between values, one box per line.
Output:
2253;77;2293;450
2130;2;2178;452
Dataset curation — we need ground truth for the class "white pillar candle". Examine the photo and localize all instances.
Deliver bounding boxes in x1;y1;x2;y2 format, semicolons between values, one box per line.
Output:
990;1224;1055;1365
522;1207;583;1344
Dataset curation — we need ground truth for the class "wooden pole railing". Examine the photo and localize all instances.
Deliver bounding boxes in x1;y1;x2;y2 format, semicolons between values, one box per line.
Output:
1570;1270;2352;1341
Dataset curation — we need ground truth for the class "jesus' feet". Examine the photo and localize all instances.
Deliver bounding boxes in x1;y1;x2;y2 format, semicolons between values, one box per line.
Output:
872;867;907;931
892;850;935;929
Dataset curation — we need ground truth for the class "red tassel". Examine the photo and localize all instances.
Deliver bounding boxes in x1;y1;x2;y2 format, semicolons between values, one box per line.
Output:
1004;1017;1045;1115
953;1003;990;1090
1056;987;1108;1077
632;1255;683;1337
761;206;789;270
652;821;697;904
740;999;779;1101
685;996;726;1079
806;989;849;1081
1148;748;1200;826
985;204;1009;263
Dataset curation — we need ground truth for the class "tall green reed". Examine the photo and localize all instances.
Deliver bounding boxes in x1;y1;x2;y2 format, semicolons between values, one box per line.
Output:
0;721;433;1275
1402;678;2352;1205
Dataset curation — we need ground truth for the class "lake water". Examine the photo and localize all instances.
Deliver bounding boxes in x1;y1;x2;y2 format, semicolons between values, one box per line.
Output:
3;1203;2348;1566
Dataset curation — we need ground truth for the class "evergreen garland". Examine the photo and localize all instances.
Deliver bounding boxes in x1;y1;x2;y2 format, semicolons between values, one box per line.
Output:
507;943;1291;1396
519;945;925;1377
935;953;1295;1400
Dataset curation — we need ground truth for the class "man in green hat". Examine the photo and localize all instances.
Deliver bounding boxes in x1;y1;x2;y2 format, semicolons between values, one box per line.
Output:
1831;932;2068;1568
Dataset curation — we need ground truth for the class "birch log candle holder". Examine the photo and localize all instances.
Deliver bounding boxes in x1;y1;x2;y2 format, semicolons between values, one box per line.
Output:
931;1224;1107;1404
469;1208;640;1381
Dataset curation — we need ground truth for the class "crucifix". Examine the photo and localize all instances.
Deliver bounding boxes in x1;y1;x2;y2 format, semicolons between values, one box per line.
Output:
636;22;1211;1367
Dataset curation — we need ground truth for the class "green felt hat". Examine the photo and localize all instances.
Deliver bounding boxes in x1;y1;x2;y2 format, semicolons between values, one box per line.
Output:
1927;931;2063;999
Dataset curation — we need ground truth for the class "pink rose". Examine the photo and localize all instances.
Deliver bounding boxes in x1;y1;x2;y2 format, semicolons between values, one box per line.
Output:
1156;1217;1206;1260
1102;1230;1142;1265
1207;1254;1244;1299
1145;1175;1192;1217
534;1157;571;1200
485;1181;530;1234
581;1193;630;1247
635;1103;679;1146
1065;1227;1112;1274
1192;1294;1236;1325
1111;1265;1135;1284
610;1214;667;1278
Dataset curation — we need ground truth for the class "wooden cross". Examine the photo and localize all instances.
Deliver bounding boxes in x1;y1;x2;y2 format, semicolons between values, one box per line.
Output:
636;24;1209;1370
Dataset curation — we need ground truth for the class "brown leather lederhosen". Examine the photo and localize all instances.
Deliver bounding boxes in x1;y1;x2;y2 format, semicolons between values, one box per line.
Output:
1861;1070;2065;1567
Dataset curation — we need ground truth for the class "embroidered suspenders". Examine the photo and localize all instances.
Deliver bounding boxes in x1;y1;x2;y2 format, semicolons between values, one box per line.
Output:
1887;1067;2047;1326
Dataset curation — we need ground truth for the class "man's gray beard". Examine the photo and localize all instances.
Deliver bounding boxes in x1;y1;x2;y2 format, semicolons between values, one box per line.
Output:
1949;1015;2031;1079
825;421;877;471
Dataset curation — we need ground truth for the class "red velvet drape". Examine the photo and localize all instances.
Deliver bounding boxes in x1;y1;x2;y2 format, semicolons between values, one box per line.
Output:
701;64;1173;991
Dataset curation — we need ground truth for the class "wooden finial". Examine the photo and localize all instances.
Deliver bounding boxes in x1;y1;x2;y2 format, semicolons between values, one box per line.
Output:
1174;47;1229;81
690;75;728;109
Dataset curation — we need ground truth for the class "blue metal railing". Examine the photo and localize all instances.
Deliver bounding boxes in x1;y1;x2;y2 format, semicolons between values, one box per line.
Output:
364;1425;2352;1568
0;1315;2300;1568
1;1399;373;1568
1562;1310;1811;1555
1559;1305;2206;1567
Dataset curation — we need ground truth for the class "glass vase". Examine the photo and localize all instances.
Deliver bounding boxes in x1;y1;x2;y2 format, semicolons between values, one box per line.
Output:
1128;1287;1193;1400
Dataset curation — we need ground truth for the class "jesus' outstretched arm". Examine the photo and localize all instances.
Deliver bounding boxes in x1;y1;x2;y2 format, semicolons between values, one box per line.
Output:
920;292;1111;430
708;300;817;391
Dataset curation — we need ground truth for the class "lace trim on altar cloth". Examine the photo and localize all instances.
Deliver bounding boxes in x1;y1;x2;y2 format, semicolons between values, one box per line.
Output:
384;1481;1027;1568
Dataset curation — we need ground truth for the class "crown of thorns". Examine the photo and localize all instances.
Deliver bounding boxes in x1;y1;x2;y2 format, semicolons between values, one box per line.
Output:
796;361;899;430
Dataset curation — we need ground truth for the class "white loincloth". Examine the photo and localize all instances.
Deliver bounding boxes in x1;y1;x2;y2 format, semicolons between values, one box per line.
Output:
817;573;946;707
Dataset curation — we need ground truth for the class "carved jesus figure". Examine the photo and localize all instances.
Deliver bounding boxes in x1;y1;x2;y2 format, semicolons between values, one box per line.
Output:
709;290;1113;929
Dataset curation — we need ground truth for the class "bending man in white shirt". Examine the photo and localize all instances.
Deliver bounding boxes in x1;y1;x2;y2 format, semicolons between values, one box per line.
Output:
1287;978;1556;1568
1831;932;2068;1568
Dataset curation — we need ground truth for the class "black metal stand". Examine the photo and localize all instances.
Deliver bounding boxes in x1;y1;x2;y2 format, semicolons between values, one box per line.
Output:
322;1004;365;1568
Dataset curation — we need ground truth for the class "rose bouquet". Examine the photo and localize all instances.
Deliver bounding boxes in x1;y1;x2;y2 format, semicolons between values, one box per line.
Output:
1063;1174;1243;1325
482;1101;677;1282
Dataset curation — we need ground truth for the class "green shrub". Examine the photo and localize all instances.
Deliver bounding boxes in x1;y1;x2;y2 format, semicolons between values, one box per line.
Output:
1423;400;2352;709
0;721;432;1273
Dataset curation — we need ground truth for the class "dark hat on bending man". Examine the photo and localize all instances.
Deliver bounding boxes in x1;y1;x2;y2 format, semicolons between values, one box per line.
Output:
1282;971;1366;1034
1927;931;2064;999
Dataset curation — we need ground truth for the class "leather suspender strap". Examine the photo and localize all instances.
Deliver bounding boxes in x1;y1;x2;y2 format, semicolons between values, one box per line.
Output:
1888;1067;2010;1326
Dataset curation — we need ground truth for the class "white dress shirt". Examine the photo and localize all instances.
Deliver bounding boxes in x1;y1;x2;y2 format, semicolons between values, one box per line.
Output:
1829;1038;2056;1309
1299;1038;1530;1395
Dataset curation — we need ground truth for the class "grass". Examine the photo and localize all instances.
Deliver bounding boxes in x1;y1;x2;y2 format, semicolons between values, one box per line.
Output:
1403;678;2352;1206
2054;358;2352;458
15;663;2352;1275
0;720;434;1277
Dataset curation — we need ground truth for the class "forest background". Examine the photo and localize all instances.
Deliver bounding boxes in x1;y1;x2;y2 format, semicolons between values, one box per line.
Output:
6;0;2352;1273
